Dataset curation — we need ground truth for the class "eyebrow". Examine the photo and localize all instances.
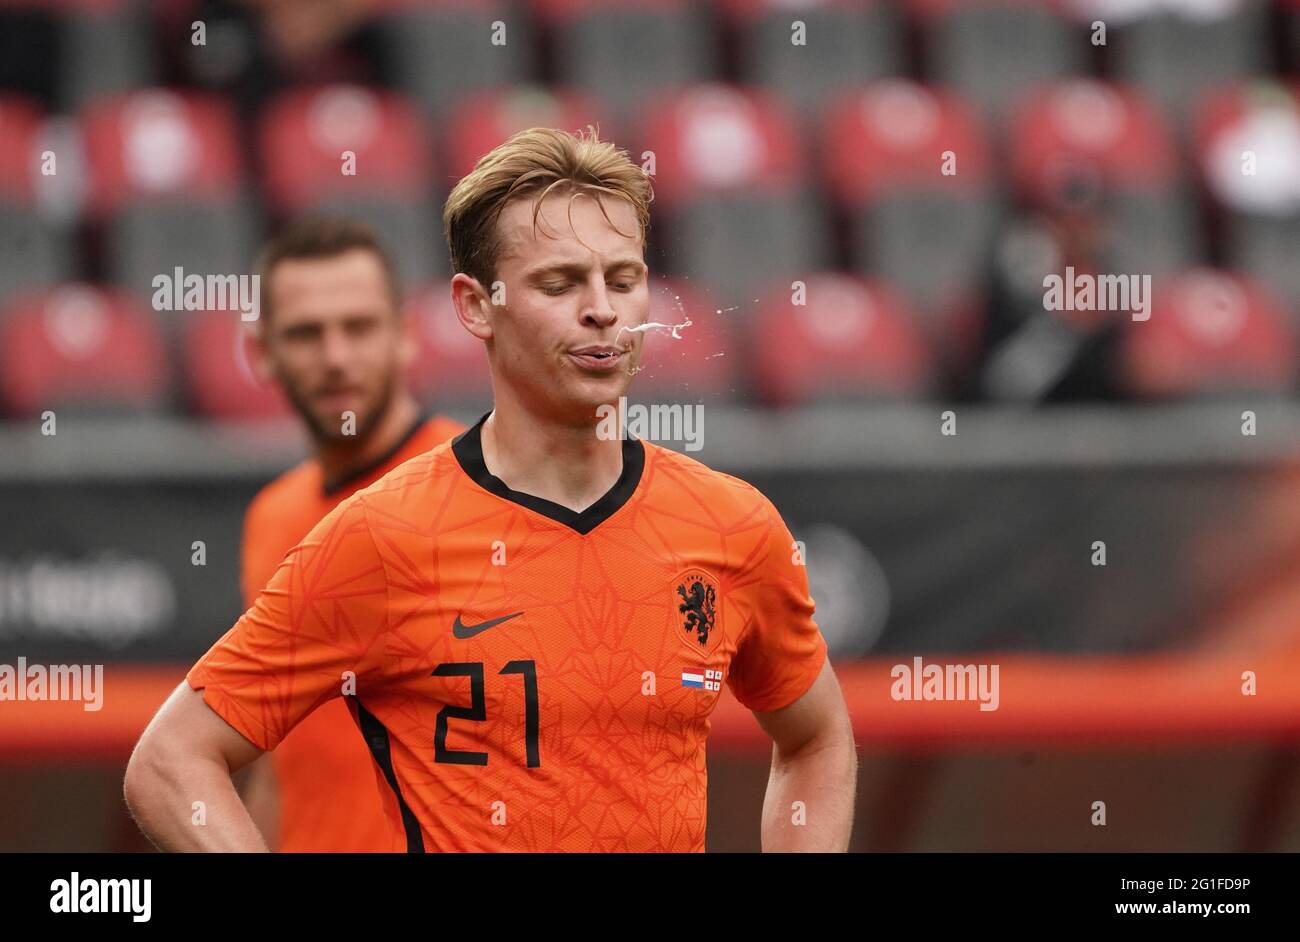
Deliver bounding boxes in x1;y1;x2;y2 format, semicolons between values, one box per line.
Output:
523;258;647;280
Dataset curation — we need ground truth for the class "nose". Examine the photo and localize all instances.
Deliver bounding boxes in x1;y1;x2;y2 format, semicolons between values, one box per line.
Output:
320;324;351;370
579;277;618;330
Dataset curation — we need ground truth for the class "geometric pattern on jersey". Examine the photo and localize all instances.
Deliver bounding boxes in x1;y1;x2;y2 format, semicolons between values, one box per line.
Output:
192;412;826;851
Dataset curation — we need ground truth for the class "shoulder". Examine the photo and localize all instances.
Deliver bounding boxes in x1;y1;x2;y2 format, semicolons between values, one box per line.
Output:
352;437;462;512
244;459;320;530
424;414;467;444
640;440;784;526
309;442;462;572
396;413;467;463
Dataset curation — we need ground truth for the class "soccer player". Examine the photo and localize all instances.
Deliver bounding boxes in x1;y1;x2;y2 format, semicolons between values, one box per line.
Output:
125;127;858;852
232;218;463;851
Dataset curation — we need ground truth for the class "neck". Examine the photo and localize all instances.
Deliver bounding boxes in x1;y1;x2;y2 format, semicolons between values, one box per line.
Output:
315;392;420;487
481;393;624;514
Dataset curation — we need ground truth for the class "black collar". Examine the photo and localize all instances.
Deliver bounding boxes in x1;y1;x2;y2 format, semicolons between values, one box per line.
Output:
322;410;432;497
451;412;645;535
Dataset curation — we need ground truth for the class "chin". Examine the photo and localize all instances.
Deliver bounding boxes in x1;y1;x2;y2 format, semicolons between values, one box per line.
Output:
314;407;375;442
576;378;633;415
535;385;615;428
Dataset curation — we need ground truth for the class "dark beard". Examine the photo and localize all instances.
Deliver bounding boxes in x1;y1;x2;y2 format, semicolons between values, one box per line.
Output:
283;371;397;449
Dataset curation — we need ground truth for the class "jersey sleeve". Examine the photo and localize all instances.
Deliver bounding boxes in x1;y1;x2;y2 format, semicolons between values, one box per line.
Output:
238;497;261;611
187;494;390;751
726;496;828;714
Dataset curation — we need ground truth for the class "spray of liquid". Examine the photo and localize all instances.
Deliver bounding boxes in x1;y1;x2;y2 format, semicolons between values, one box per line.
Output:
614;294;749;376
619;317;694;340
615;294;695;375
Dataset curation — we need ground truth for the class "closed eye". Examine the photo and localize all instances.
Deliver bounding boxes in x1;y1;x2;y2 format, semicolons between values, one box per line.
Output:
541;282;634;295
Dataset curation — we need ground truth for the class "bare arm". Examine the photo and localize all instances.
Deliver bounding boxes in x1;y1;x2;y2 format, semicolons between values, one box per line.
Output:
233;754;280;851
124;682;270;852
751;658;857;852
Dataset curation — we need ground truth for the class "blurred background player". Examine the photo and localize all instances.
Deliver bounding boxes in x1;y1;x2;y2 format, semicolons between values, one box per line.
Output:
237;217;463;851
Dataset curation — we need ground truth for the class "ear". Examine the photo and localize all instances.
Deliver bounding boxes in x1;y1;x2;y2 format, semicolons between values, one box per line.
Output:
449;273;494;342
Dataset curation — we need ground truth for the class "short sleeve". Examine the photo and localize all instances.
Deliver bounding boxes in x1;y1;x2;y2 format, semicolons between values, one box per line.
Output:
187;495;389;751
237;499;261;610
726;497;828;713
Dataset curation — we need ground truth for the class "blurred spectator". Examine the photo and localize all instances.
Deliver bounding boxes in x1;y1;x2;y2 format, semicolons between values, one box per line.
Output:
965;81;1184;402
966;174;1126;402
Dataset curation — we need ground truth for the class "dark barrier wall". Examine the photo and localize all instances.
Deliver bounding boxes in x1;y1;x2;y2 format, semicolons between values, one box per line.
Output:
748;463;1300;656
0;480;255;663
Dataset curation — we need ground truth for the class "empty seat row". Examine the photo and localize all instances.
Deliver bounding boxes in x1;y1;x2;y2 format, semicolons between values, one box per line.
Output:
3;78;1299;319
1;269;1295;419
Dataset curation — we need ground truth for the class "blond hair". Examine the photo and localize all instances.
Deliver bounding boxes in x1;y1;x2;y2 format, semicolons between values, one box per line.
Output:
442;125;653;288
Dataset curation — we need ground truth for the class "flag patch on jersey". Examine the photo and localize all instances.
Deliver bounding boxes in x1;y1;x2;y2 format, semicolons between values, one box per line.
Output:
682;668;722;692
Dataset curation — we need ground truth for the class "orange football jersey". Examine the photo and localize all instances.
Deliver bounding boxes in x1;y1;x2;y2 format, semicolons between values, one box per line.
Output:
238;412;464;852
192;413;827;852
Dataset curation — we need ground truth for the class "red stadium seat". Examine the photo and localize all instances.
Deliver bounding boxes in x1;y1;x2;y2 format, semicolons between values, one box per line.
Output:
405;280;493;406
0;94;41;208
257;84;443;284
181;307;291;420
1119;269;1296;398
0;284;168;416
1009;79;1198;276
1010;80;1178;206
752;273;934;406
81;88;242;216
443;85;611;181
638;83;804;207
638;83;830;306
632;278;738;399
824;80;992;204
258;84;431;213
80;88;257;301
822;80;996;325
1193;82;1300;312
